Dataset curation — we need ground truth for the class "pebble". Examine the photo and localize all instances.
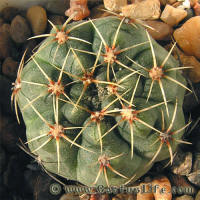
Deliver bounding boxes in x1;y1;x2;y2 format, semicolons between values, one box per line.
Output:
65;0;90;21
103;0;127;12
187;153;200;187
160;4;187;26
0;23;11;35
193;2;200;16
26;5;47;36
145;20;173;41
190;0;198;7
10;15;31;44
121;0;161;20
171;150;192;176
175;195;194;200
168;174;196;196
160;0;177;5
195;190;200;200
1;7;19;22
2;57;19;80
173;16;200;59
178;50;200;83
0;31;13;59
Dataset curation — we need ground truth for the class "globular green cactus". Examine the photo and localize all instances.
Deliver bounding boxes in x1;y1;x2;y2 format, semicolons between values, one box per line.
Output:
12;16;191;187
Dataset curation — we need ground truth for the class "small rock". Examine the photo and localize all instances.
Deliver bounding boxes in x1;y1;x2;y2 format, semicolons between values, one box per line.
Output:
175;195;194;200
195;190;200;200
187;153;200;187
190;0;198;7
2;57;19;79
0;32;13;59
159;0;177;6
0;146;6;174
173;16;200;59
160;4;187;26
1;7;19;22
10;15;31;44
168;174;196;195
178;51;200;83
193;2;200;16
90;4;113;19
0;23;11;35
171;150;192;176
176;0;191;10
103;0;127;12
65;0;90;21
121;0;161;20
26;5;47;36
145;20;173;41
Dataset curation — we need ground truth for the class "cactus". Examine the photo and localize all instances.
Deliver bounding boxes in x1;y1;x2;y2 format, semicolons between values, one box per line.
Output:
12;16;191;187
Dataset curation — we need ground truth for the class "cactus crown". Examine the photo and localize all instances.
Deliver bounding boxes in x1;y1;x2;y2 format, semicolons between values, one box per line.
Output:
13;16;190;187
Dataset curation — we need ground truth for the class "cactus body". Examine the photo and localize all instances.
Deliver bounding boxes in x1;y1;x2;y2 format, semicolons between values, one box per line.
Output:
16;16;187;187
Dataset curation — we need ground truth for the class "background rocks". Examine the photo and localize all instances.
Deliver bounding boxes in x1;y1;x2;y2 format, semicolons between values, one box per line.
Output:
26;6;47;36
0;1;200;200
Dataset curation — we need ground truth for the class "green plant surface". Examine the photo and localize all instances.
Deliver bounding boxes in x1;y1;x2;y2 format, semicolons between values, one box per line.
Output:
12;16;191;187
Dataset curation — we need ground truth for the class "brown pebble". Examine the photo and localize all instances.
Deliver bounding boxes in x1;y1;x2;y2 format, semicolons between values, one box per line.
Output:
122;0;161;20
178;50;200;83
0;23;11;35
104;0;127;12
168;173;196;196
193;2;200;16
2;57;19;79
173;16;200;59
26;6;47;36
0;32;13;59
145;20;173;41
171;149;192;176
190;0;198;7
160;4;187;26
175;195;194;200
10;15;31;44
1;7;19;22
195;190;200;200
152;176;172;200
